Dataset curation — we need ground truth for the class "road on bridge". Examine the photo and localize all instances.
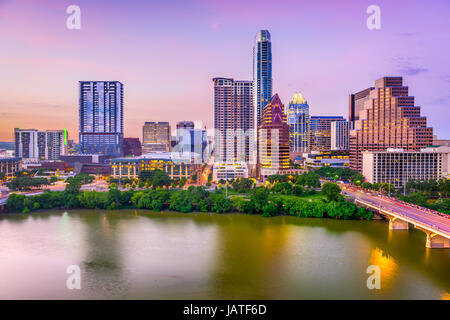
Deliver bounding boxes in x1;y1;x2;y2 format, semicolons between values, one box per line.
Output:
342;188;450;236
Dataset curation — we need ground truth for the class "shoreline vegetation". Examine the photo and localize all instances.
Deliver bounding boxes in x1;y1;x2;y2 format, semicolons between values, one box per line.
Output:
6;180;374;221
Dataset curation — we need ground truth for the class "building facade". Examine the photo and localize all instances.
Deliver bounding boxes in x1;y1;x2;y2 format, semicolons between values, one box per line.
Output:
175;121;208;163
111;152;198;180
362;147;450;188
287;92;310;153
14;128;67;160
212;162;249;181
331;120;350;151
142;121;170;153
0;157;22;178
123;138;142;157
79;81;124;156
350;77;433;172
349;87;374;126
258;94;290;177
213;78;253;163
309;116;345;152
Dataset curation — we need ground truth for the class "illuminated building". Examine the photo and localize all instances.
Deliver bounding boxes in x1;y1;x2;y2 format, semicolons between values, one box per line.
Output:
258;94;290;177
309;116;344;152
350;77;433;172
79;81;124;156
287;92;309;153
0;157;22;178
142;122;170;153
111;152;199;180
212;162;248;181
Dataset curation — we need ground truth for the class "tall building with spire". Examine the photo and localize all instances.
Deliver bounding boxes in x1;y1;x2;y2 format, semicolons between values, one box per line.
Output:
253;30;272;165
287;92;310;153
350;76;433;172
258;94;290;177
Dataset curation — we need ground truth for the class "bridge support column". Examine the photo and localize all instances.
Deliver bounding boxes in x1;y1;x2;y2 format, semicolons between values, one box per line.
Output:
426;232;450;249
388;217;409;230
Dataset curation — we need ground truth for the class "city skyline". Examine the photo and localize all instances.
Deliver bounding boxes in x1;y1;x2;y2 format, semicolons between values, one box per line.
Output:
1;0;450;142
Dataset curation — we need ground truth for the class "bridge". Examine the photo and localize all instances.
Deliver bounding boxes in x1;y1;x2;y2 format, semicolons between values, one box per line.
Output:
343;189;450;249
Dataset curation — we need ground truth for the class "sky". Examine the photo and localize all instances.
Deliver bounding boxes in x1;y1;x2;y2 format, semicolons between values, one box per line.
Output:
1;0;450;142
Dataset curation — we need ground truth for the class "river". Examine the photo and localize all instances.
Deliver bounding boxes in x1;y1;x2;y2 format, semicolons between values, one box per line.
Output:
0;210;449;299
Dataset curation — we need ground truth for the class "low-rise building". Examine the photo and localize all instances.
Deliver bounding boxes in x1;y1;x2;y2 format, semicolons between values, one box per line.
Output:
304;151;350;169
111;152;199;180
0;157;22;178
213;162;249;181
362;147;450;188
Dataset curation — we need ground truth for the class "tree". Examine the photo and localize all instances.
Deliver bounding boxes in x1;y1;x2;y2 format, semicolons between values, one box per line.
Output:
65;178;82;194
322;182;342;202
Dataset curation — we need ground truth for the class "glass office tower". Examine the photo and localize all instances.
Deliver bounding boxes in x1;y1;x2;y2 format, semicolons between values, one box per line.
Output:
287;92;310;153
79;81;124;156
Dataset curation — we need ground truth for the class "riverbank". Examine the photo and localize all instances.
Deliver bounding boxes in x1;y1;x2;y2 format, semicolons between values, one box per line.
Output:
5;186;374;220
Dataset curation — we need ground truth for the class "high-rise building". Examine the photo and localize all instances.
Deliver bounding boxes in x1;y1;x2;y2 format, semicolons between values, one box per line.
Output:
175;121;208;163
213;78;253;162
142;122;171;153
331;120;350;151
349;87;374;126
253;30;272;164
350;77;433;172
258;94;290;177
14;128;67;160
287;92;310;153
309;116;345;152
253;30;272;127
79;81;124;156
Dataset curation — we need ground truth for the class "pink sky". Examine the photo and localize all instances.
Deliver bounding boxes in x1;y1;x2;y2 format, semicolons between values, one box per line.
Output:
1;0;450;142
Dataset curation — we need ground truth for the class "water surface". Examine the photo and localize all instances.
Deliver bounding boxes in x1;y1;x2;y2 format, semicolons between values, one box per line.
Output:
0;210;449;299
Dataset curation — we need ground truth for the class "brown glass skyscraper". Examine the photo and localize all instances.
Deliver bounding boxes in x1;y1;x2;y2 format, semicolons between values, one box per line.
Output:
350;77;433;172
258;94;290;175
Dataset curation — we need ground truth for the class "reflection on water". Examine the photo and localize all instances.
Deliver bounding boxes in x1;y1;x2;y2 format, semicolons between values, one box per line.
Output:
0;210;449;299
368;248;399;290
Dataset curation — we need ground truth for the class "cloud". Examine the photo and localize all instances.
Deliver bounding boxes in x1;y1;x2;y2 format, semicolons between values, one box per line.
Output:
394;56;428;76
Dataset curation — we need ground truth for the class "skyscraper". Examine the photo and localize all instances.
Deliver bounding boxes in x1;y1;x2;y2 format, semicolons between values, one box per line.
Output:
213;77;253;162
142;122;171;153
79;81;124;156
349;87;374;126
331;120;350;151
14;128;67;160
309;116;345;152
258;94;290;177
350;76;433;172
287;92;310;153
253;30;272;164
175;121;208;162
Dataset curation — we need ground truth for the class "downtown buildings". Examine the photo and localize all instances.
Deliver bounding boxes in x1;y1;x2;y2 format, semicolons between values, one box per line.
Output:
79;81;124;157
258;94;290;177
175;121;208;162
14;128;67;160
142;121;171;153
287;92;310;153
309;116;345;152
350;77;433;172
213;77;253;163
331;120;351;151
